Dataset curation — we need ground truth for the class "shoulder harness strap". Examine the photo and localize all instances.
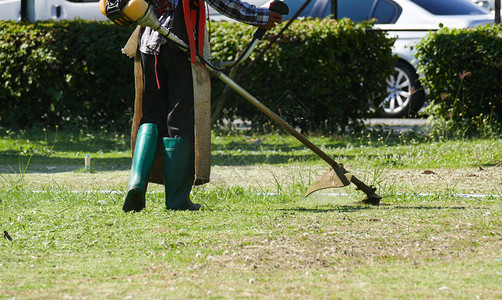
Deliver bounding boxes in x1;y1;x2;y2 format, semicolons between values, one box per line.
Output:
182;0;205;64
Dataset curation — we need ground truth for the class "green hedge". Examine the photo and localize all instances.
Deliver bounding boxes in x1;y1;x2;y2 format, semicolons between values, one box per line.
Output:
210;18;395;132
0;20;134;131
414;24;502;138
0;19;394;132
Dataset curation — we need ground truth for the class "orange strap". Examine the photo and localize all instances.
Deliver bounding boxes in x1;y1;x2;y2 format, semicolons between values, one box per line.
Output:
182;0;205;64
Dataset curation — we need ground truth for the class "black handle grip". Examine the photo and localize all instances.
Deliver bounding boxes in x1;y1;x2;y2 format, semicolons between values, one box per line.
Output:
254;1;289;40
269;0;289;15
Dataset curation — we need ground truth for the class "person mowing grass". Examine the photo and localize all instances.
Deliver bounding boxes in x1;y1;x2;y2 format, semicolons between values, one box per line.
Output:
122;0;283;212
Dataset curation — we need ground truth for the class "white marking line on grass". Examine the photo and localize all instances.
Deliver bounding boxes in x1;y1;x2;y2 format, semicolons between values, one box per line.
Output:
416;192;501;198
31;190;159;195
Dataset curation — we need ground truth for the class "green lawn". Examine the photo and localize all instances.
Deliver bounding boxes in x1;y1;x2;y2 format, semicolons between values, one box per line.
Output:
1;128;501;298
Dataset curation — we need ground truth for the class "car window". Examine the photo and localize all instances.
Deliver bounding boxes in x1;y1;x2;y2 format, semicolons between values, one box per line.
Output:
281;0;317;19
372;0;401;23
324;0;375;21
310;0;329;18
409;0;488;15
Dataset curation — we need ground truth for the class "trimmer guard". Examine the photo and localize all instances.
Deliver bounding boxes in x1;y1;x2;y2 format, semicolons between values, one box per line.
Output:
305;168;352;197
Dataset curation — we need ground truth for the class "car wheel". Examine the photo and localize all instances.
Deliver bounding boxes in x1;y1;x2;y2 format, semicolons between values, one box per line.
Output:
380;60;425;118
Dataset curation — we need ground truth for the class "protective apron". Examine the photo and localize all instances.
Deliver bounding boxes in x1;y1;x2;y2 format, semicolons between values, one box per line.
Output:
122;15;211;186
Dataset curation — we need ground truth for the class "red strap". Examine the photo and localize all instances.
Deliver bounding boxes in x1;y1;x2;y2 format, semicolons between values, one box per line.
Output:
182;0;196;63
182;0;205;64
154;52;162;90
155;0;174;15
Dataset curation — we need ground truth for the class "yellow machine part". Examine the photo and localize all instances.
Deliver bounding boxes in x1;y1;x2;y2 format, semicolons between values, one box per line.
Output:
99;0;149;22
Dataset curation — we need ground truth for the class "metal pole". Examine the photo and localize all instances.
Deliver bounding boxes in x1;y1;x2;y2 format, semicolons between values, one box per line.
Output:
331;0;337;19
496;0;500;24
20;0;27;21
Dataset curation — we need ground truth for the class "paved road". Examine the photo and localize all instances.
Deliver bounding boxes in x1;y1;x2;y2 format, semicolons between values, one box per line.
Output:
363;118;428;133
364;118;427;126
229;118;428;131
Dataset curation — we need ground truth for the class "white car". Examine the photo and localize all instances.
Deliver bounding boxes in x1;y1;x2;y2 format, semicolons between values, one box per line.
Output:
472;0;500;11
0;0;22;20
0;0;106;22
268;0;494;117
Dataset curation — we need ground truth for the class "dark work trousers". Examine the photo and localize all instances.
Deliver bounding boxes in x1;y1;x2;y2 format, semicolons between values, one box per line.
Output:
140;43;195;141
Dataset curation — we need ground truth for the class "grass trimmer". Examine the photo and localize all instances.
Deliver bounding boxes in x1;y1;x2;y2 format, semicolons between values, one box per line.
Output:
99;0;382;205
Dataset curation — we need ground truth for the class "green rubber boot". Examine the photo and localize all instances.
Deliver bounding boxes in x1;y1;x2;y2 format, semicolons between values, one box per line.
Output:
123;123;158;212
163;137;201;211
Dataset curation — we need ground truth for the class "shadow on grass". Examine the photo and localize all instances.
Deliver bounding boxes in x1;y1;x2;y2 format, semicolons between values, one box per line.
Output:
211;153;351;166
211;140;349;152
280;205;376;213
211;139;356;166
0;153;131;173
281;205;477;214
1;149;359;170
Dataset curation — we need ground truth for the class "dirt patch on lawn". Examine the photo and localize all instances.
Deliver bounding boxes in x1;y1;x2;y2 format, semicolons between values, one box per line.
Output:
1;165;501;195
209;165;502;195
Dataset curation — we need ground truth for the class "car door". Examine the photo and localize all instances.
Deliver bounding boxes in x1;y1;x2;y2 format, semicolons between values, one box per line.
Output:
371;0;402;23
0;0;22;20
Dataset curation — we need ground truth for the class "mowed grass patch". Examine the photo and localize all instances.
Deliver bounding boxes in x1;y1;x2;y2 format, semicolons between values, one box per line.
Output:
1;128;502;298
1;186;501;298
